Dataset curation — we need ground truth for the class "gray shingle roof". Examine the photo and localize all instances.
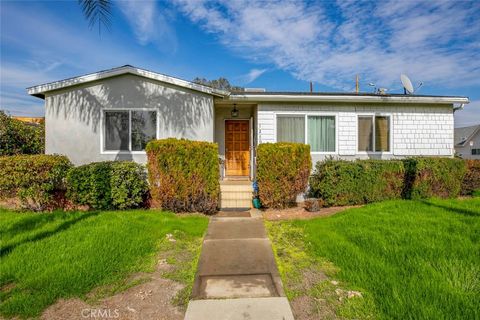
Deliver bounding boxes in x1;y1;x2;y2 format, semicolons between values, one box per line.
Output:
454;124;480;146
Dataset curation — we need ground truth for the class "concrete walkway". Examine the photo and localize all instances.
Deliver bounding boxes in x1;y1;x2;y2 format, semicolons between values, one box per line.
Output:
184;214;294;320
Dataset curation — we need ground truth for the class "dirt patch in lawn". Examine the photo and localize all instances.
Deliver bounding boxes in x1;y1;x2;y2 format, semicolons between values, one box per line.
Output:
263;205;361;221
41;259;185;320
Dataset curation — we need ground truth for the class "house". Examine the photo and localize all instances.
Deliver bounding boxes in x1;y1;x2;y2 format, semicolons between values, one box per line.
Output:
454;125;480;159
12;116;45;125
27;65;469;183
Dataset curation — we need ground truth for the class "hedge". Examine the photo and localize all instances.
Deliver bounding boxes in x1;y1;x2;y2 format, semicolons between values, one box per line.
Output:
309;159;405;206
403;157;466;199
146;138;220;214
460;160;480;196
66;161;148;210
256;143;311;209
0;154;72;210
0;111;45;155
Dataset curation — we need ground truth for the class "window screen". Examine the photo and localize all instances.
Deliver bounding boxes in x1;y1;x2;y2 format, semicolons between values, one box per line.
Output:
277;115;305;143
105;111;129;151
308;116;335;152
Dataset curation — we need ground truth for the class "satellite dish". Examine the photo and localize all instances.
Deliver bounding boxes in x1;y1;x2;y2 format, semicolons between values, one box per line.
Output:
400;74;414;94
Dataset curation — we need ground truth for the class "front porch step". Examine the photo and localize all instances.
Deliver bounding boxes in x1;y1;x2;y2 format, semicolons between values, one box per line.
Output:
220;191;253;200
220;184;253;192
220;181;253;209
220;199;252;209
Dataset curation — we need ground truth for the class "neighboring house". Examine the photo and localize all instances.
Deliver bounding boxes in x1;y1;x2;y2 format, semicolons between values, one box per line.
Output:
454;124;480;159
27;65;470;181
12;116;44;125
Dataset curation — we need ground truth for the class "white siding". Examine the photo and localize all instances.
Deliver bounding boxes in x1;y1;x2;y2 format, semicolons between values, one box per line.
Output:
257;103;454;164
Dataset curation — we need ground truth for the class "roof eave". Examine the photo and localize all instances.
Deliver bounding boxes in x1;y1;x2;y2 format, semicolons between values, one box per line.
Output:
26;66;229;98
227;94;469;104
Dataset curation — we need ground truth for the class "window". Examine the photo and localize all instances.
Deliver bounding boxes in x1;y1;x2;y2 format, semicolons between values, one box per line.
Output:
277;115;305;143
358;115;390;152
276;114;336;152
307;116;335;152
104;110;157;152
472;149;480;155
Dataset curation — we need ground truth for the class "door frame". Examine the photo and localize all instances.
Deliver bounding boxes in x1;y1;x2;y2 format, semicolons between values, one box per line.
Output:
224;118;251;178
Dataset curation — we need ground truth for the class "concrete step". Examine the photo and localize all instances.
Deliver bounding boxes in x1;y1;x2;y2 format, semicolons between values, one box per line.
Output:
220;191;252;201
220;184;253;192
197;274;277;299
185;297;294;320
220;199;252;209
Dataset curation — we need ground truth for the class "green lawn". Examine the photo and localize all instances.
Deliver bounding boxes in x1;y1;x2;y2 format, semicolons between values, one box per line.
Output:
267;198;480;319
0;208;208;318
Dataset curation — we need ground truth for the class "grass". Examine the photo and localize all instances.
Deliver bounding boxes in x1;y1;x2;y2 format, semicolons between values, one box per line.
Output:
0;208;208;319
267;198;480;319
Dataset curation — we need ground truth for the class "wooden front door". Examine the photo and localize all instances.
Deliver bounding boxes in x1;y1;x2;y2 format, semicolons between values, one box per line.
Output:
225;120;250;176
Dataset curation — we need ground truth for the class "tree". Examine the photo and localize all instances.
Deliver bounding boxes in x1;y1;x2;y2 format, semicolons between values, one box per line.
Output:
193;77;244;92
78;0;112;33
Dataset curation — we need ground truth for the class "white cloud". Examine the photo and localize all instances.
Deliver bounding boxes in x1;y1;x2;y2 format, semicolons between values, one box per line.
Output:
173;0;480;91
454;100;480;128
117;1;177;52
239;68;267;84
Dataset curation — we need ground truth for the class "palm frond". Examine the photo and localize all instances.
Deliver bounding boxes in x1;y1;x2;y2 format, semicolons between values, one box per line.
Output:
78;0;112;33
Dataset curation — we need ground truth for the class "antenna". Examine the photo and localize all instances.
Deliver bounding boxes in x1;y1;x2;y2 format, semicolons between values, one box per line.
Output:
400;74;414;94
415;82;423;93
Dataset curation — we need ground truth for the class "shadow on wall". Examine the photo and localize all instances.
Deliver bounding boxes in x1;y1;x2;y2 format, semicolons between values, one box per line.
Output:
47;74;214;138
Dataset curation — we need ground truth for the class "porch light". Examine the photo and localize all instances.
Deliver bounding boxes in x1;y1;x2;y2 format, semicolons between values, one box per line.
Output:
231;104;239;118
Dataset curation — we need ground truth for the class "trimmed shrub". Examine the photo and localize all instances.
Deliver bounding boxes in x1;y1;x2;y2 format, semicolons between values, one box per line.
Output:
256;143;311;209
0;154;72;210
66;161;148;210
461;160;480;196
309;159;404;207
403;157;466;199
146;138;220;214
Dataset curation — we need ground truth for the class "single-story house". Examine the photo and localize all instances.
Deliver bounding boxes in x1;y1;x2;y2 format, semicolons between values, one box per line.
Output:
454;124;480;159
27;65;470;205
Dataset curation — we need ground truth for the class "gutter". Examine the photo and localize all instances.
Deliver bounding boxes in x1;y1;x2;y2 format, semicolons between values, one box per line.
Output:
227;94;470;105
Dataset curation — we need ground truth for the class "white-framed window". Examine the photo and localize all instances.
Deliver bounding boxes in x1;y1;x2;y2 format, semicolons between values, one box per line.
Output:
276;114;336;153
103;110;157;152
357;115;391;152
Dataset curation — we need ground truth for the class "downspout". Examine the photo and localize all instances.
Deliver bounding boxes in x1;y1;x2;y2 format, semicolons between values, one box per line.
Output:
453;103;464;113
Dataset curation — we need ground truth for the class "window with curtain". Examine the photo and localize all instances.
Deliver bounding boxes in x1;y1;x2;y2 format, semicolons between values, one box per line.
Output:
277;115;305;143
358;115;390;152
375;116;390;152
358;116;373;152
104;110;157;151
308;116;335;152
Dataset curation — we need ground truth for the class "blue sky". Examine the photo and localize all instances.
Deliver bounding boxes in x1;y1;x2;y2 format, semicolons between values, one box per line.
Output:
1;0;479;127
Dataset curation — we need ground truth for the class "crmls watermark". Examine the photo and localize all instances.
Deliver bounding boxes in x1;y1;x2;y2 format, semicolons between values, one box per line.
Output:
81;308;120;318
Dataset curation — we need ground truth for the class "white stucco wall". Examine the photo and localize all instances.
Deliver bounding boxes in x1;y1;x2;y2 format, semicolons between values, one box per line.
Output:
45;74;215;165
257;103;454;164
